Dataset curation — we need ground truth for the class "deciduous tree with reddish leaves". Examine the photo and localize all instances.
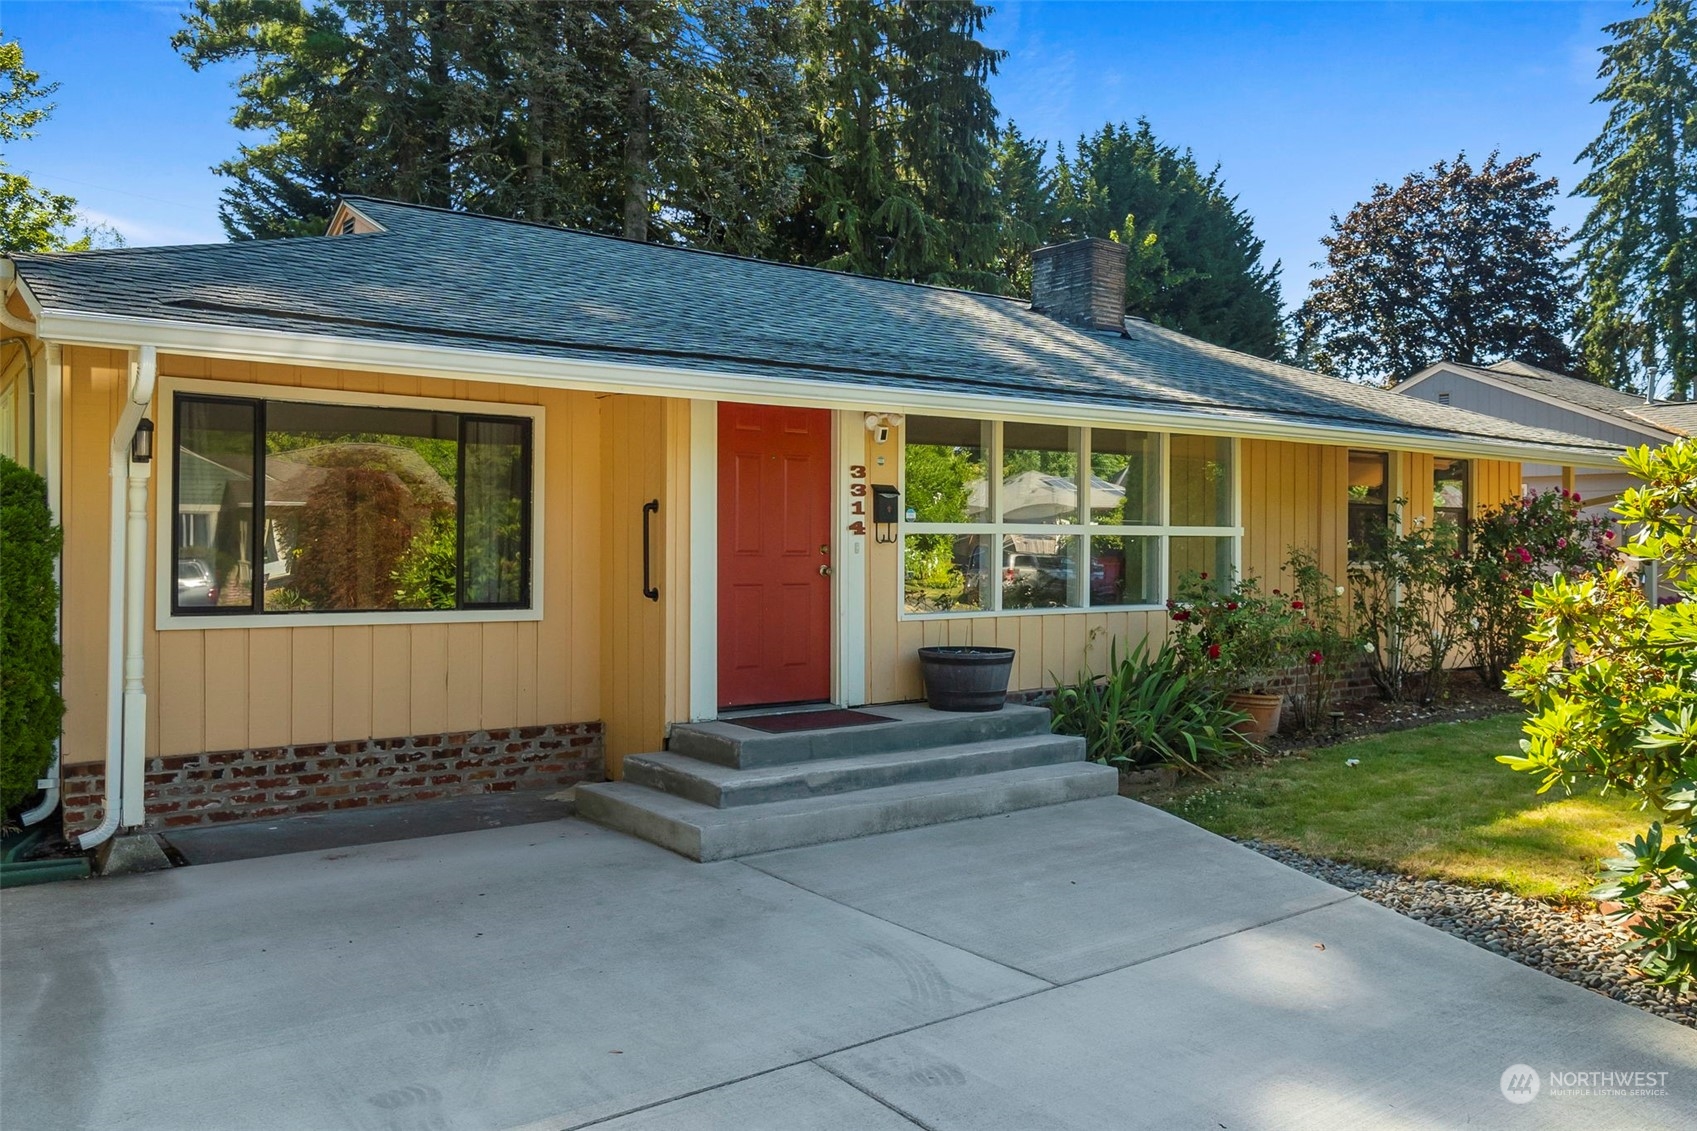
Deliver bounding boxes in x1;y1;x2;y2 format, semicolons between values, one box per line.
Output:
1297;152;1576;386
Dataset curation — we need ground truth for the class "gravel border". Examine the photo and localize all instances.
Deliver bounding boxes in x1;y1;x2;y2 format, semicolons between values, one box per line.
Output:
1240;839;1696;1029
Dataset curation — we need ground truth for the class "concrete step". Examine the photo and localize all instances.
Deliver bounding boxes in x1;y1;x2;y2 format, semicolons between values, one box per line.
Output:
670;703;1054;769
623;733;1086;809
575;761;1118;861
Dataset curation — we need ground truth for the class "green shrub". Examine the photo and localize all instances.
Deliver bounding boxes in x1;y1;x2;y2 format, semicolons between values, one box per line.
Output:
1049;637;1252;774
1;456;64;816
1503;439;1697;988
391;511;458;610
1347;503;1463;702
1454;489;1615;687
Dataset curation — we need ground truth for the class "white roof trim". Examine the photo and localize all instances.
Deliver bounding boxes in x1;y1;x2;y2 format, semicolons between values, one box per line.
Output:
1397;361;1674;444
34;307;1626;468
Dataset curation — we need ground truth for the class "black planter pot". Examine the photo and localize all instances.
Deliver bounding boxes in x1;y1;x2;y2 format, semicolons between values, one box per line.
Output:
918;646;1016;712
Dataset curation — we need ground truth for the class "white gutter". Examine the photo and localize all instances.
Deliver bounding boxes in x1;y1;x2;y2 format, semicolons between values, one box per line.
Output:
30;307;1627;470
79;344;155;849
19;342;63;828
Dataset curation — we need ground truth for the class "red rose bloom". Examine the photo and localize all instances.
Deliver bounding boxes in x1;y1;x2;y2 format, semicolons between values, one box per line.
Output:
1207;643;1221;660
1307;651;1323;665
1172;610;1190;622
1291;600;1305;610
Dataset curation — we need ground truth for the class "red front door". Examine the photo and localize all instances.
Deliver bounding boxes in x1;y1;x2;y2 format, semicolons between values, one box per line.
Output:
718;404;833;709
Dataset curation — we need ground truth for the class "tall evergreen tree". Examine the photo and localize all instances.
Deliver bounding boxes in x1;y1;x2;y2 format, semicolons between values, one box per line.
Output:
1573;0;1697;398
1298;152;1576;386
175;0;805;248
777;0;1004;288
989;121;1052;295
1043;120;1283;358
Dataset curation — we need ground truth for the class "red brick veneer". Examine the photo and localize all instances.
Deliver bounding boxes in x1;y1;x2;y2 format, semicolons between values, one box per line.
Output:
60;722;603;835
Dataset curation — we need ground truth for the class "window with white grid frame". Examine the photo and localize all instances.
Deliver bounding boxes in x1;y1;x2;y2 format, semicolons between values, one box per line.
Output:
900;418;1237;616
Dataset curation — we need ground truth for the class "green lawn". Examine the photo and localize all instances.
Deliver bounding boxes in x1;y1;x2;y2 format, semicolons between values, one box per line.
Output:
1142;714;1648;902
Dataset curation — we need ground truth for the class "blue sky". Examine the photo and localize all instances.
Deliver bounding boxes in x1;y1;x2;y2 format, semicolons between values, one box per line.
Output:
5;0;1635;306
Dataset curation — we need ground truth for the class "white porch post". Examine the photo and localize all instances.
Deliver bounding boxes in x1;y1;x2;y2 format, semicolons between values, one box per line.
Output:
687;399;718;720
834;410;870;706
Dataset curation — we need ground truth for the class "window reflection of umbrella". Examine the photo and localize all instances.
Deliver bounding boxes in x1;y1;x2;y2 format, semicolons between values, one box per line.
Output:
967;470;1126;522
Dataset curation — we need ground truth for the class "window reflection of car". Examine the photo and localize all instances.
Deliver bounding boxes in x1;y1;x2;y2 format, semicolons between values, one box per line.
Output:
176;560;217;607
1005;553;1072;604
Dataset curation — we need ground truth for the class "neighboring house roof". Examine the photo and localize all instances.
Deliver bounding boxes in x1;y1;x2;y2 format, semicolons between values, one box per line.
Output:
8;196;1621;462
1399;359;1680;443
1627;401;1697;437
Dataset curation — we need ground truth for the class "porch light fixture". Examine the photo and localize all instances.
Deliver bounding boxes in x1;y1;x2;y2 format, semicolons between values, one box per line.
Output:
863;412;905;445
129;418;154;463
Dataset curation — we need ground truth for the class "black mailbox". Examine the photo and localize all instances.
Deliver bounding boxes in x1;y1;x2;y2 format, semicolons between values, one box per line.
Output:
871;485;901;544
871;485;901;524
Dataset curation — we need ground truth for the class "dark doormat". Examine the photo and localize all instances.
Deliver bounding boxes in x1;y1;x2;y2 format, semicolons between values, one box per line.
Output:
729;708;894;734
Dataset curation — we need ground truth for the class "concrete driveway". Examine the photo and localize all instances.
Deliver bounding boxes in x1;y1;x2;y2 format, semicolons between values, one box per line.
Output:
3;797;1694;1130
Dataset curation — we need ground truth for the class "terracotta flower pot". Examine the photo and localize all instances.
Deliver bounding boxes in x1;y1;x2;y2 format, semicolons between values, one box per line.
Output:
1226;691;1284;738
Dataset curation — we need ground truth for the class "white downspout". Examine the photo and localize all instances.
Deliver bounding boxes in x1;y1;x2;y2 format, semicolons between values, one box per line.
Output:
79;345;154;849
20;342;63;827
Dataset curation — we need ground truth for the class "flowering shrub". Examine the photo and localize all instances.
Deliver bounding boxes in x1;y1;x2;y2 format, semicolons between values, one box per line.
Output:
1168;571;1302;694
1282;548;1362;729
1454;488;1615;687
1503;439;1697;988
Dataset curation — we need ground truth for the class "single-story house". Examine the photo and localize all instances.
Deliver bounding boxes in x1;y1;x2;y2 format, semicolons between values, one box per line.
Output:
1393;358;1687;514
0;198;1624;850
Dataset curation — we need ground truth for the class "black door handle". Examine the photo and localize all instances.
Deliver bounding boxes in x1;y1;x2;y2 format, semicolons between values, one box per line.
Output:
642;499;660;602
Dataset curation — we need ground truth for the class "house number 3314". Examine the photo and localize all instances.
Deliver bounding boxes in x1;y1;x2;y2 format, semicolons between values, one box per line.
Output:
848;464;868;535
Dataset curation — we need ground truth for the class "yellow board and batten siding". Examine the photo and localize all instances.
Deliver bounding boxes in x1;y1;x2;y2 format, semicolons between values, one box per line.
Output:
55;346;692;778
55;342;1525;780
598;394;693;777
862;421;1520;704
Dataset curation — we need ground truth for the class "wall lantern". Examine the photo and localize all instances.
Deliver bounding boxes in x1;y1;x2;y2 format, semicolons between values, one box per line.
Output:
130;418;154;463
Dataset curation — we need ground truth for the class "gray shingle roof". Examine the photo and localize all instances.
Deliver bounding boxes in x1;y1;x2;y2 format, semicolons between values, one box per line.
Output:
11;196;1620;456
1467;360;1679;434
1629;401;1697;437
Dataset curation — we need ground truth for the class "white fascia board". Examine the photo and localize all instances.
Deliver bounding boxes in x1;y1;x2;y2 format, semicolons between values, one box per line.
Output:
9;275;45;320
36;308;1626;469
1394;360;1673;446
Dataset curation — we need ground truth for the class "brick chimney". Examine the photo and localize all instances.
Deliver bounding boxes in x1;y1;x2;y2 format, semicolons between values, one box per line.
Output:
1030;238;1129;334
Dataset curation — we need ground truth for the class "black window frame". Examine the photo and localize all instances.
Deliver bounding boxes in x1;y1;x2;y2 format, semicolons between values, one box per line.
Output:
1432;456;1471;552
1347;449;1391;563
170;392;535;617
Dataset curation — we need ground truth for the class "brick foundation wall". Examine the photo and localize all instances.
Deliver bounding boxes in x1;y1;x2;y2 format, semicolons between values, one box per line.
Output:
61;722;604;836
1008;656;1383;715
